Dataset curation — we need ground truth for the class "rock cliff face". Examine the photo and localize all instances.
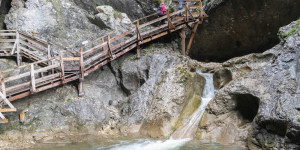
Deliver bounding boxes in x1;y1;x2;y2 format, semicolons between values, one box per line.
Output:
0;44;204;149
1;0;300;150
190;0;300;61
198;20;300;149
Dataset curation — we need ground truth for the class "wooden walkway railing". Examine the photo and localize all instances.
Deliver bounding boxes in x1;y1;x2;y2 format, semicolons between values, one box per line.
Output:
0;0;207;123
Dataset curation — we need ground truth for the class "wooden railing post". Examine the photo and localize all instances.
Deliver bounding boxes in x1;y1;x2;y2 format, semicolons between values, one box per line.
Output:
47;45;51;66
0;72;6;98
30;64;36;93
78;48;84;97
136;20;141;58
59;51;65;82
107;35;113;59
101;37;105;51
16;31;21;66
185;2;188;22
180;25;186;55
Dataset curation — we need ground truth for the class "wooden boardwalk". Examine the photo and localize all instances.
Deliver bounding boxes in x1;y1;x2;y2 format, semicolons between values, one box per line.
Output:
0;0;207;123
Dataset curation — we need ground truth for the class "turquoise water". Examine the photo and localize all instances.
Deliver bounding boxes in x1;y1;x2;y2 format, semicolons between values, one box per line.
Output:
32;138;244;150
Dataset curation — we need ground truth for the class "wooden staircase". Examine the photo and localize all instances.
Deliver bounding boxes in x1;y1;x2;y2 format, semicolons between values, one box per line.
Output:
0;0;208;123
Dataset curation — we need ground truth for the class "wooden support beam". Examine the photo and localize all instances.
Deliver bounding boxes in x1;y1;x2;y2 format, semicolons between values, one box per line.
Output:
180;25;186;55
101;37;105;51
59;51;65;81
0;73;6;98
107;35;113;59
186;22;199;55
47;45;51;66
30;64;37;93
136;20;141;59
16;32;21;66
78;48;85;97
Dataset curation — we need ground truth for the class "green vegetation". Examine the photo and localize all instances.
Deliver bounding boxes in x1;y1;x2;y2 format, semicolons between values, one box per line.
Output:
176;67;192;83
279;18;300;39
298;116;300;122
114;11;124;20
125;99;129;103
66;98;72;102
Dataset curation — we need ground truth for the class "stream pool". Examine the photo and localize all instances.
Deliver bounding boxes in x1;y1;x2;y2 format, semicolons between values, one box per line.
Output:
31;138;244;150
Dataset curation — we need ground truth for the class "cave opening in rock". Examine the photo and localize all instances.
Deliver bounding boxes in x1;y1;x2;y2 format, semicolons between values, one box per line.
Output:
234;94;260;122
0;0;12;30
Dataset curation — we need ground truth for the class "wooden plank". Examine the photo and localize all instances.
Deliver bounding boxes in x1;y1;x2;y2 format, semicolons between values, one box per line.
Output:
0;45;14;49
5;72;30;83
63;57;80;61
0;33;16;36
34;64;60;74
110;28;135;44
2;57;55;74
19;40;47;54
0;39;16;42
83;42;107;56
0;108;17;112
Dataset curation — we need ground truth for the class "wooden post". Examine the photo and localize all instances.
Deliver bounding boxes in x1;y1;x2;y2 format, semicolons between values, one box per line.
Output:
136;20;140;59
47;45;51;66
186;22;200;55
180;25;186;55
0;72;6;98
30;64;36;93
185;2;188;22
16;31;21;66
107;35;112;59
78;48;84;97
59;51;65;81
101;37;105;51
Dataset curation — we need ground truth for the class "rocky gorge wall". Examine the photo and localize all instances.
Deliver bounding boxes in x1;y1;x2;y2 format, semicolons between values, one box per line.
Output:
191;0;300;61
197;20;300;149
0;0;300;150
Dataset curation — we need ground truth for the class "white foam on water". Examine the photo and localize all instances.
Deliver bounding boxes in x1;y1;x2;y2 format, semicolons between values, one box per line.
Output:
96;138;191;150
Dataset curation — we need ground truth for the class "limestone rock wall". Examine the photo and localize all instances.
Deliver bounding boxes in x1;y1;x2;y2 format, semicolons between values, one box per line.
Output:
198;20;300;149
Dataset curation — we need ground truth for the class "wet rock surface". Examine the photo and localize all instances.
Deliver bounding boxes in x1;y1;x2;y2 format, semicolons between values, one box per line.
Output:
198;20;300;149
0;44;204;149
190;0;300;61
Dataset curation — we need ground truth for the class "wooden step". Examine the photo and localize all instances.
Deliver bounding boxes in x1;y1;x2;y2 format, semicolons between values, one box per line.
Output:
0;108;17;112
0;119;8;123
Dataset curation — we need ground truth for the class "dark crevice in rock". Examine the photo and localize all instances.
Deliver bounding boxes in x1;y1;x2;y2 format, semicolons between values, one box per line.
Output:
213;68;232;89
0;0;12;30
190;0;300;62
233;94;259;122
87;15;110;29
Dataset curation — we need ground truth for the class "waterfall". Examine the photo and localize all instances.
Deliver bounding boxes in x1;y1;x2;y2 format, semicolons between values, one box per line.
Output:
96;71;216;150
171;71;215;139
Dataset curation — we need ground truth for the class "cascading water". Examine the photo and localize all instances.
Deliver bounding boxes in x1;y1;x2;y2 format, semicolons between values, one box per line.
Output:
95;71;216;150
171;71;215;139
